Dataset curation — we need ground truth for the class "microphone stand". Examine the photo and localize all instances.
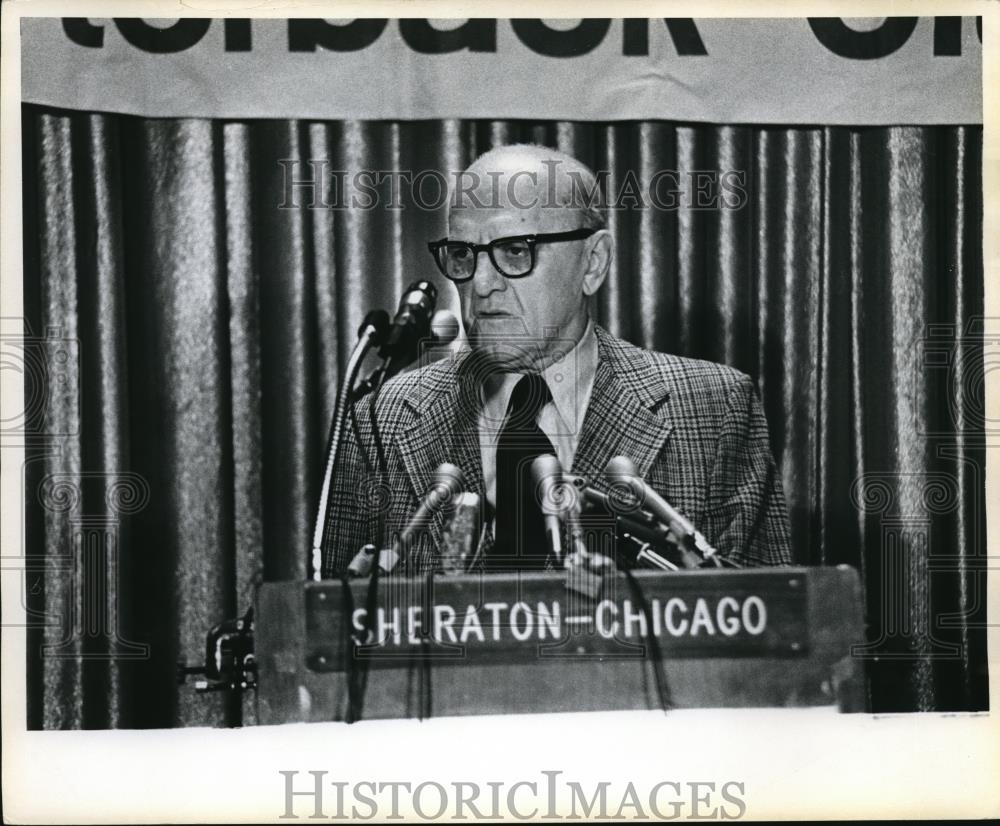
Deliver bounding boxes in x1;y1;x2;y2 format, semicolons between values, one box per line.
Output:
310;321;386;581
350;362;389;402
312;287;452;579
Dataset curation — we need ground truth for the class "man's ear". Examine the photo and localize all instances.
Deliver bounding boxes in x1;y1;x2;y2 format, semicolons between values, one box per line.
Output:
582;230;613;296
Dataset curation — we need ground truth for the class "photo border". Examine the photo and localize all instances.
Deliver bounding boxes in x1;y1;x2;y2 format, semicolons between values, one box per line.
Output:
2;0;997;821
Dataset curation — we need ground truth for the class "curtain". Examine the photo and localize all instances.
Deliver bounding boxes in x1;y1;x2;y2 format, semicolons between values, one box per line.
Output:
21;105;986;728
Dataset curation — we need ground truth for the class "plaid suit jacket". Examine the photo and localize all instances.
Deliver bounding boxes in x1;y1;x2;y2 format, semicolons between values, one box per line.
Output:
321;326;792;577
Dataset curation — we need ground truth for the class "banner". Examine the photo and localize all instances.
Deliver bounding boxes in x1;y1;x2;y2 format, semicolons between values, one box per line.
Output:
21;17;982;124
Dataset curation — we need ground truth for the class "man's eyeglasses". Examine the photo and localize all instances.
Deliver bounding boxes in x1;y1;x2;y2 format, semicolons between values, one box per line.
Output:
428;228;598;283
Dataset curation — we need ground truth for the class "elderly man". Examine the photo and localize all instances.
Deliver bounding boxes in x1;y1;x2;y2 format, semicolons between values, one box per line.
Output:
321;144;791;577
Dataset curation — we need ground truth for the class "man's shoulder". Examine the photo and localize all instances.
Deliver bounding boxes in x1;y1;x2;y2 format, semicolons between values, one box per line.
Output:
374;331;754;413
372;355;460;411
596;327;752;405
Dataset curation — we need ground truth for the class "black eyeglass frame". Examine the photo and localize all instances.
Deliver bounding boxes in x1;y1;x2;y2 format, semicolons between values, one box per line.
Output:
427;227;598;282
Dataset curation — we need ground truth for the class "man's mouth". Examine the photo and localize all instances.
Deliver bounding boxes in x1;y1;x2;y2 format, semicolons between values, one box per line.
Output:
475;310;514;317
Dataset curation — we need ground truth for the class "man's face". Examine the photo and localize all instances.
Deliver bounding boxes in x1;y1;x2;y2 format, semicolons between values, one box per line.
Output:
449;196;591;372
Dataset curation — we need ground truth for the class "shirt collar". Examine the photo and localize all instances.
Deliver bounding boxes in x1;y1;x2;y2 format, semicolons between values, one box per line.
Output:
480;319;599;432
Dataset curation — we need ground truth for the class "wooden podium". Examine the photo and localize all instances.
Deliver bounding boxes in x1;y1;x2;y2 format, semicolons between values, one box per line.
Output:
253;566;866;724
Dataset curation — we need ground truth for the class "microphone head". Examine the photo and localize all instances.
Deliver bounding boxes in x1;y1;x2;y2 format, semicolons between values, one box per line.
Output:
383;281;439;358
604;455;642;514
398;463;466;551
358;309;390;344
530;453;563;487
431;462;466;499
405;279;438;304
531;454;573;516
605;455;639;479
430;310;460;345
397;280;438;321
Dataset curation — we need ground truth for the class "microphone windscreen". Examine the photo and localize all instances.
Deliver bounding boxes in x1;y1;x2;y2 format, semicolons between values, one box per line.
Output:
430;309;460;345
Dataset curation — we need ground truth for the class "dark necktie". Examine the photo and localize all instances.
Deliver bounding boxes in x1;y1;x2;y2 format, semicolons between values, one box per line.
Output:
490;373;557;571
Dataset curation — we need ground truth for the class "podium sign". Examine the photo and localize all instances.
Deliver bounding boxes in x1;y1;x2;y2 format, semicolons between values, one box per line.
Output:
254;566;865;723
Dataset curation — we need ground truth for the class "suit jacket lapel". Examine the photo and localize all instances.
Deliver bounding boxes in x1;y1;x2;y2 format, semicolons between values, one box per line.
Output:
571;327;674;491
395;353;484;553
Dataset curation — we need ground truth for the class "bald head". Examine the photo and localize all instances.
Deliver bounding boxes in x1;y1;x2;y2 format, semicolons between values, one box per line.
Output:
450;143;606;230
441;144;614;372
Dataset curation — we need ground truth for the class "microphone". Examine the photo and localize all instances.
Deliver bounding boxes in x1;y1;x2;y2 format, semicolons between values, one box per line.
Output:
530;454;566;565
350;309;459;402
566;472;677;570
390;463;466;567
357;309;390;346
380;280;438;360
604;456;718;562
429;309;460;346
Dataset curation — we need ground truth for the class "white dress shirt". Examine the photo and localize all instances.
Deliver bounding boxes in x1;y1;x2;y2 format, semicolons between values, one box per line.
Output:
478;319;599;508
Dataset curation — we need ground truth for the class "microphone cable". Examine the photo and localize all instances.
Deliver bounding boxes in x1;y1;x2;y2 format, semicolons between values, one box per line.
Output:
404;567;436;722
367;355;393;488
344;550;385;724
349;360;391;724
347;400;375;476
418;569;434;720
620;567;674;713
342;364;390;725
340;575;365;724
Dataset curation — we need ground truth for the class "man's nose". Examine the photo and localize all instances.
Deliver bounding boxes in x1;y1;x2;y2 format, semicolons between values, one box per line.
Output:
472;251;507;297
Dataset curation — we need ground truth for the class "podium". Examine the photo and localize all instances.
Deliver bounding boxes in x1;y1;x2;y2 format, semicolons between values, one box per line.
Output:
253;566;866;724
